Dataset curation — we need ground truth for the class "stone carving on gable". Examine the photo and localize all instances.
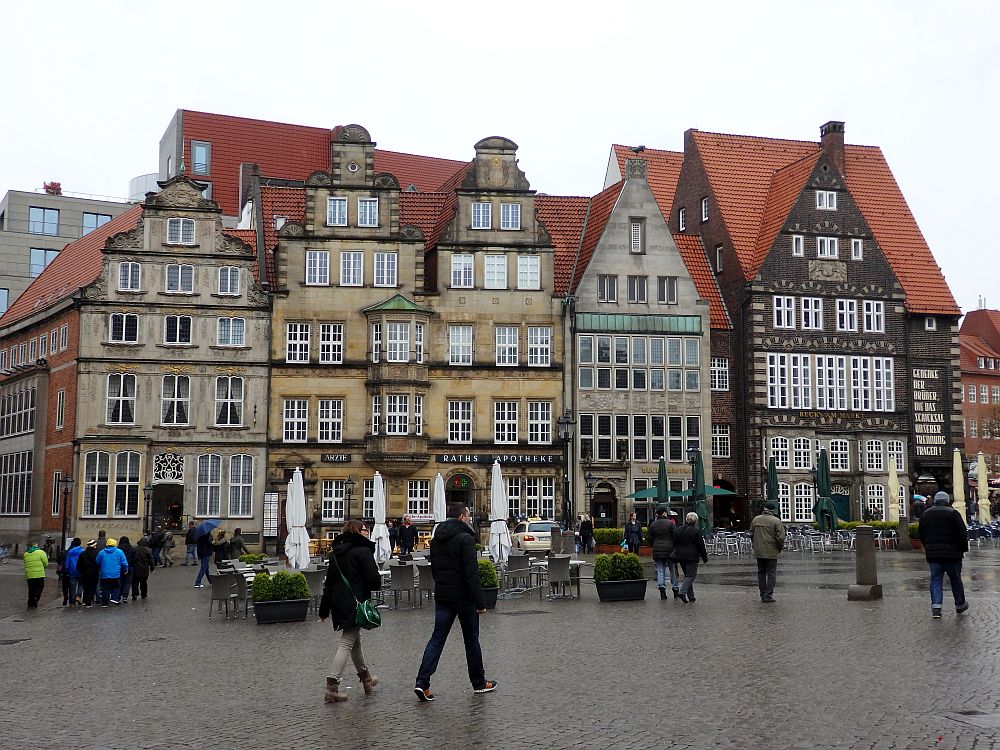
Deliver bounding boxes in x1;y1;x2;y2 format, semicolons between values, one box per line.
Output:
625;159;647;180
337;124;371;143
153;453;185;483
106;226;144;250
373;172;400;189
216;234;253;255
808;260;847;283
279;222;304;237
146;176;215;210
82;275;108;300
761;336;895;354
399;225;424;241
306;171;332;186
813;219;840;233
536;215;552;246
247;284;269;306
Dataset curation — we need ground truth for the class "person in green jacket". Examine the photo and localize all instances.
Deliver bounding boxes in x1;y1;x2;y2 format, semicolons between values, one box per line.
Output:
23;541;49;609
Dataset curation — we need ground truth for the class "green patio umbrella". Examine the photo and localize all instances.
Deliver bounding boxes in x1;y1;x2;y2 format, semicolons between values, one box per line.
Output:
625;485;685;499
811;448;839;532
673;486;736;497
692;450;711;537
766;455;779;508
657;456;668;506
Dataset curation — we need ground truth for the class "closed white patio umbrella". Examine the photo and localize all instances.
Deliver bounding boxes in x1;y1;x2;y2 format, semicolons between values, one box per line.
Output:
432;473;447;539
370;472;391;566
886;457;901;524
951;448;967;521
488;460;511;566
283;468;310;569
977;452;992;525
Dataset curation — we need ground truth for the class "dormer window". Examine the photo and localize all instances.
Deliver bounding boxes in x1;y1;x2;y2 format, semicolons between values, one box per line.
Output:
978;357;986;369
326;197;347;226
816;191;837;210
472;202;492;229
166;218;195;245
924;316;937;331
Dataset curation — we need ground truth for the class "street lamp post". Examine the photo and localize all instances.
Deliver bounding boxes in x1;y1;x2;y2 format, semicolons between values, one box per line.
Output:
143;484;153;536
58;476;74;555
686;447;699;517
344;476;356;522
585;471;595;519
556;410;575;528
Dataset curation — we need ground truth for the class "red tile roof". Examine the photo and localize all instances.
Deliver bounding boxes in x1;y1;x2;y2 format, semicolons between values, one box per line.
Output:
223;228;273;287
960;334;1000;371
752;153;820;276
259;185;305;251
673;233;731;329
611;145;684;218
180;110;468;215
400;192;451;250
0;205;144;328
536;195;591;297
684;129;958;315
960;309;1000;350
573;181;626;295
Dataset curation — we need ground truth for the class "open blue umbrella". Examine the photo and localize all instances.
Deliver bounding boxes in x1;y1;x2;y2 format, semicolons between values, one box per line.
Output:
194;518;221;538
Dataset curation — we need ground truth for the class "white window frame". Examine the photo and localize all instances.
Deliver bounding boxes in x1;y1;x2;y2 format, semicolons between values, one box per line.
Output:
305;250;330;285
374;252;398;287
773;296;795;329
448;400;473;444
286;323;311;363
83;451;109;516
449;324;474;365
166;218;195;245
627;275;648;304
109;313;139;343
501;202;520;231
106;373;136;425
851;238;863;260
319;323;344;364
866;484;886;521
161;374;190;426
55;389;65;430
701;197;709;222
451;254;474;289
817;236;839;259
321;480;346;522
407;480;430;517
339;251;363;286
217;317;246;347
657;276;678;304
678;208;686;232
836;299;857;332
517;256;540;290
711;424;731;458
793;437;813;470
163;314;192;345
597;275;617;303
887;440;905;473
829;439;850;471
770;437;789;470
630;220;643;254
472;202;492;229
484;255;507;289
282;399;308;442
386;394;409;435
196;454;221;517
925;316;937;331
495;326;519;366
866;439;885;472
218;266;240;295
118;262;141;291
816;191;837;210
318;399;344;443
792;235;804;257
358;198;378;227
801;297;823;330
793;483;815;522
228;455;254;517
710;357;730;391
326;197;347;226
863;300;884;333
494;401;518;444
528;401;552;444
386;322;410;363
165;263;195;292
215;376;243;427
527;327;551;367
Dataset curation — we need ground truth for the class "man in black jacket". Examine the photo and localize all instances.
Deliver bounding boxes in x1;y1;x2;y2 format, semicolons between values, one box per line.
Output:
414;503;497;702
918;491;969;619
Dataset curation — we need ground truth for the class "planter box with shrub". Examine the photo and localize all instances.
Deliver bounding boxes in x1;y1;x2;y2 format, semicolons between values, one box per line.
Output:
252;570;311;624
593;552;647;602
478;558;499;610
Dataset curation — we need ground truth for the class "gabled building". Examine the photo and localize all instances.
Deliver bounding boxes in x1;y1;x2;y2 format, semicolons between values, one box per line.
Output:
661;121;962;522
959;309;1000;482
542;158;716;527
158;110;469;221
0;177;272;546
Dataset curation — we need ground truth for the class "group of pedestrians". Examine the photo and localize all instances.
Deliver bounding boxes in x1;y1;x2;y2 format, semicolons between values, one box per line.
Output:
385;517;420;557
319;501;497;704
645;506;709;602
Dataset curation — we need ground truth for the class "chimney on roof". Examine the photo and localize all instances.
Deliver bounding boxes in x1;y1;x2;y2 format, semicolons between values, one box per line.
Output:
820;121;845;175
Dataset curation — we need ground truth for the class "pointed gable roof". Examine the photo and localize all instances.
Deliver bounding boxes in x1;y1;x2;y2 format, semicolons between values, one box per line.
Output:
673;233;731;329
0;204;144;328
536;195;590;297
611;145;684;218
572;181;625;295
362;293;434;314
687;128;959;315
961;309;1000;350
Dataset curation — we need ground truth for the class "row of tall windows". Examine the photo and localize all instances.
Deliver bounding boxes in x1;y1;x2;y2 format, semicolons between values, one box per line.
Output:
578;413;701;463
103;374;245;427
767;353;895;411
768;436;905;473
451;253;541;290
107;314;247;347
116;262;241;296
578;335;701;392
2;325;68;371
773;296;884;333
597;274;678;304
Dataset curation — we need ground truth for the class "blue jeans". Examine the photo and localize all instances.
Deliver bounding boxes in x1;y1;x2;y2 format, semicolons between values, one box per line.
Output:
655;559;679;591
415;600;486;690
100;578;120;605
68;577;83;602
195;556;211;586
120;572;132;599
928;560;966;609
185;544;197;564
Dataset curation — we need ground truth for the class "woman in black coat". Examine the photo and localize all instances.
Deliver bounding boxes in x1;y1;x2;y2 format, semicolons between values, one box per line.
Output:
76;540;100;608
624;512;643;554
672;513;708;603
319;520;382;703
131;537;155;600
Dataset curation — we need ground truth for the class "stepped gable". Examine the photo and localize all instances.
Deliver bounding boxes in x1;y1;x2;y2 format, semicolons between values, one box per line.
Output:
0;205;144;328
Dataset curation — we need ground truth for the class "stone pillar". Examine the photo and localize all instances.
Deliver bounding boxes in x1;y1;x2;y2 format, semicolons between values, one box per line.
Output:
847;526;883;600
896;518;912;551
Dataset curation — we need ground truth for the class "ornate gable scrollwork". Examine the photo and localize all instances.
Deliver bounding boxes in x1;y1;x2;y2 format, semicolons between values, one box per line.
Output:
145;176;216;210
153;453;185;483
106;224;144;250
336;124;371;143
279;222;304;237
306;171;332;186
246;283;269;306
373;172;400;189
398;225;424;241
82;275;108;300
216;233;253;255
536;215;552;246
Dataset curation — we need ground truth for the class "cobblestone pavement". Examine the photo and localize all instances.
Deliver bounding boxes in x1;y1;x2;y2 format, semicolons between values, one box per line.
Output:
3;548;1000;750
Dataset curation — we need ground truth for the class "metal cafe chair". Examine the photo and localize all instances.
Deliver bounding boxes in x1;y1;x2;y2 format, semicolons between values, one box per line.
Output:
543;555;574;600
389;563;417;609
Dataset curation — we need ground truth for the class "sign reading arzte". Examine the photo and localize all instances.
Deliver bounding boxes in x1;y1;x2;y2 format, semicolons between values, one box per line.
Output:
912;367;946;457
321;454;351;463
436;453;560;465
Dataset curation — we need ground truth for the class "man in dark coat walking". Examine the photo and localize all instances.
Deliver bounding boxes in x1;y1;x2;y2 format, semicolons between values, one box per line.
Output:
398;517;419;556
414;503;497;702
647;505;679;599
918;491;970;619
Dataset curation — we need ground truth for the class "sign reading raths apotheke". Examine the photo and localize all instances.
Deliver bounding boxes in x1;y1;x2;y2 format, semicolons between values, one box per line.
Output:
911;367;947;458
436;453;561;465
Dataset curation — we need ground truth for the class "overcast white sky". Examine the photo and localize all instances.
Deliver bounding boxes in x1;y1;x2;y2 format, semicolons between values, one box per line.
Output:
2;1;996;315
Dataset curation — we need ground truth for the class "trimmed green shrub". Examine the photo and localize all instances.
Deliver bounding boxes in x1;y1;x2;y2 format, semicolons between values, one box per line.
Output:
593;527;648;545
252;570;309;602
239;553;266;564
477;558;499;588
593;552;644;582
908;522;919;539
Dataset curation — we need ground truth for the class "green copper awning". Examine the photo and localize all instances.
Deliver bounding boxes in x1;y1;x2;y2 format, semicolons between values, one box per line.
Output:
574;313;702;334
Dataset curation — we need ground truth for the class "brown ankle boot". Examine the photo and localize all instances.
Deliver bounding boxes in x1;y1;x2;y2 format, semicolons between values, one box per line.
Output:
358;670;379;695
324;676;348;703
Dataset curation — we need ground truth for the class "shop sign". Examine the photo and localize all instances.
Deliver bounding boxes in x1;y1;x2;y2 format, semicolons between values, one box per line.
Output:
911;368;947;458
321;454;351;463
436;453;560;465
